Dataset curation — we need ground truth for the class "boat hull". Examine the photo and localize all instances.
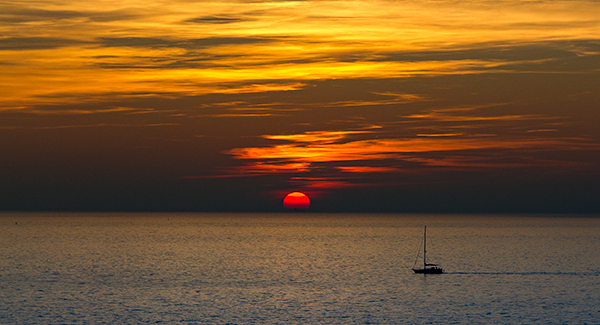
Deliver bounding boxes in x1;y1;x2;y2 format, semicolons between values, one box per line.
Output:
413;267;444;274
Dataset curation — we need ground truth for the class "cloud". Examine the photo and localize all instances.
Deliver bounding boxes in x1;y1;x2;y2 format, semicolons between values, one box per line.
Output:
312;92;427;108
228;137;591;163
18;107;154;115
0;5;142;23
264;130;375;144
0;37;83;50
526;129;558;133
0;6;82;23
294;180;356;189
203;113;275;118
379;41;591;63
399;103;558;124
215;83;306;94
336;166;400;173
417;133;464;137
229;162;312;175
97;36;281;49
2;0;600;118
33;123;179;129
185;16;245;24
405;112;538;122
223;126;599;179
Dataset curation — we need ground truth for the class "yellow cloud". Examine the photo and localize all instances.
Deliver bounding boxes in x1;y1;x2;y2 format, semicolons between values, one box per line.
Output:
3;0;599;109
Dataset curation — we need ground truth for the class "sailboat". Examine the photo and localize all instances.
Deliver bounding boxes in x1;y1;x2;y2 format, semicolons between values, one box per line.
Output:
412;226;444;274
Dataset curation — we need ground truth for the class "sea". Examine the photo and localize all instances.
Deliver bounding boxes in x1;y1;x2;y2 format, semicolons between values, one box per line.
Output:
1;213;599;324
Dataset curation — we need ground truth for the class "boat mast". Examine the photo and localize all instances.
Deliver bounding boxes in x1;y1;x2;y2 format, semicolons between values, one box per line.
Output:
424;226;427;269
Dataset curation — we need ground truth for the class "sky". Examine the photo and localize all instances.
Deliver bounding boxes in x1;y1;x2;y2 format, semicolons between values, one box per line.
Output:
1;0;599;213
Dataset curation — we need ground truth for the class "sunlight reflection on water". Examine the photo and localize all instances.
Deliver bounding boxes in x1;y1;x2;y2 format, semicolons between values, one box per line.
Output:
1;213;599;324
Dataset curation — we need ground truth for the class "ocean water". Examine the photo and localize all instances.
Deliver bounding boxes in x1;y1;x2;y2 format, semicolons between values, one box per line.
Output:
1;213;599;324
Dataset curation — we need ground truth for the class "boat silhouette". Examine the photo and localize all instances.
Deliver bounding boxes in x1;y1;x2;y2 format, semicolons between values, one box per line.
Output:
412;226;444;274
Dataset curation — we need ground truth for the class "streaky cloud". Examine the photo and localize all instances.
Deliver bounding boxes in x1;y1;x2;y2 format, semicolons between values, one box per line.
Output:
336;166;400;173
33;123;179;129
0;37;83;50
185;16;245;24
264;130;375;144
0;5;142;23
203;113;274;118
227;137;597;163
97;36;281;49
379;41;600;63
18;107;156;115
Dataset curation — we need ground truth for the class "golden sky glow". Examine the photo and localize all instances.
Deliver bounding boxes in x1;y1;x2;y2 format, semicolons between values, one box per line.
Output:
2;0;599;109
1;0;599;211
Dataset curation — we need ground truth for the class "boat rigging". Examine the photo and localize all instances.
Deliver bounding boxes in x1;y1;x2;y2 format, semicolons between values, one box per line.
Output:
412;226;444;274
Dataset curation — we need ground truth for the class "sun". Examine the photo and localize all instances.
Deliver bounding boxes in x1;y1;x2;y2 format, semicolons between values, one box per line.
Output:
283;192;311;211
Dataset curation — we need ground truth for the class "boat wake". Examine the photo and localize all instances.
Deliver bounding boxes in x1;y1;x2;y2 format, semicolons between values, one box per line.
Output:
447;271;600;276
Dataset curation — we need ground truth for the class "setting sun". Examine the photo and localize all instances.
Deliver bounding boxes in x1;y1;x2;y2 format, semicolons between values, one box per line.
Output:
283;192;311;211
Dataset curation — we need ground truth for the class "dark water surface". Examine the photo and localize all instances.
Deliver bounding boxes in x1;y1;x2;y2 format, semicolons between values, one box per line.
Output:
1;213;599;324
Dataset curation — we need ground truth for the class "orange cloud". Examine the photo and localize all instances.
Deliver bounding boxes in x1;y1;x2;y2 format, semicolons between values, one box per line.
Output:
203;113;275;118
417;133;464;137
5;107;156;115
290;179;357;189
227;136;592;163
215;83;307;94
33;123;179;129
264;130;375;144
405;112;541;122
223;126;599;180
315;92;427;108
336;166;401;173
238;162;312;174
403;155;595;170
